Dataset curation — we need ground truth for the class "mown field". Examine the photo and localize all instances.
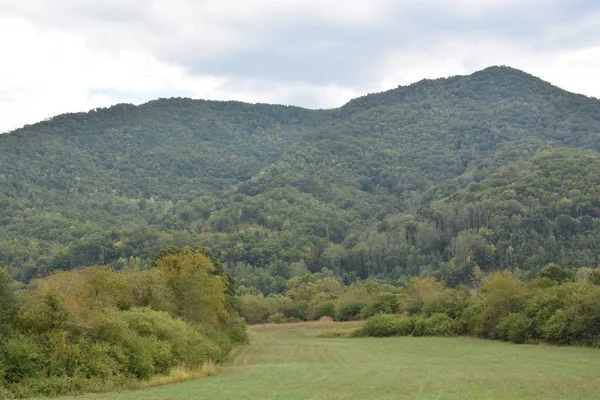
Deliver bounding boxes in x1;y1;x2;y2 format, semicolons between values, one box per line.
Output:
54;321;600;400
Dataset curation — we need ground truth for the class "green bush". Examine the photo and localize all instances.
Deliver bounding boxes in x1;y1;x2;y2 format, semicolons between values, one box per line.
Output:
293;300;309;321
360;314;414;337
424;313;456;337
267;313;285;324
237;294;270;324
411;316;428;337
497;313;533;344
523;283;584;338
123;334;173;379
2;335;44;383
363;294;399;318
543;310;570;345
335;302;365;321
221;314;248;345
422;287;472;319
308;300;335;321
564;286;600;346
0;358;6;387
120;308;223;366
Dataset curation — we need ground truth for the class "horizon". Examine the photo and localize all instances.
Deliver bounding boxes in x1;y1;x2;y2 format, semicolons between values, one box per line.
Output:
2;64;595;134
2;0;600;133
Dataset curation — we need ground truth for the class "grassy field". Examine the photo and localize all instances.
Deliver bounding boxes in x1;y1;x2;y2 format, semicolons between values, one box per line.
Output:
56;321;600;400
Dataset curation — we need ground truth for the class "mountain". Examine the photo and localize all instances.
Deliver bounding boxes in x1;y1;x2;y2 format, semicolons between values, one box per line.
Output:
2;66;600;289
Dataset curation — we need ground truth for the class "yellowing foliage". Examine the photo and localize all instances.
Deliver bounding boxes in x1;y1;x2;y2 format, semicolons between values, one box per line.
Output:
154;252;228;326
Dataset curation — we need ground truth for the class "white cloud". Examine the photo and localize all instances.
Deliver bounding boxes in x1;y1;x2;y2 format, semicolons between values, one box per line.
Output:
0;14;358;132
1;0;600;133
0;17;220;132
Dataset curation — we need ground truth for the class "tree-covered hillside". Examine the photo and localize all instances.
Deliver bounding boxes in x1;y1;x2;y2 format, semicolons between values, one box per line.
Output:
3;66;600;287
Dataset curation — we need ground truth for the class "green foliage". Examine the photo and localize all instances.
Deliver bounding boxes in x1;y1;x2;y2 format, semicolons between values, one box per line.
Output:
421;286;472;319
238;294;270;324
358;272;600;346
360;314;415;337
267;313;285;324
421;313;456;337
361;313;455;338
543;310;570;345
0;252;246;398
363;293;399;318
307;294;335;320
538;264;574;283
335;302;365;322
4;67;600;292
496;313;533;344
472;271;525;338
564;286;600;346
0;269;18;327
2;335;44;383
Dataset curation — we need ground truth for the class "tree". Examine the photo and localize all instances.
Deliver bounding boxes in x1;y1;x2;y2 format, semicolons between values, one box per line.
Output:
537;264;574;283
154;250;228;326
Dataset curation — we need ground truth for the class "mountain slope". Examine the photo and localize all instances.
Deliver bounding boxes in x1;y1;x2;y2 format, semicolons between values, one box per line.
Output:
2;66;600;286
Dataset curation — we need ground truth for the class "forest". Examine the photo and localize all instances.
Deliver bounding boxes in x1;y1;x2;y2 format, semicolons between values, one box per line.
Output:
2;66;600;292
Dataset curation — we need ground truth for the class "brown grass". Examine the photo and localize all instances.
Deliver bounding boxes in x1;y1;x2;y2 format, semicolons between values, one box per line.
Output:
133;363;218;390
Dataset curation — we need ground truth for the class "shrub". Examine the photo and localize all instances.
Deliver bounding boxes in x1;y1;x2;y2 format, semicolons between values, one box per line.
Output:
472;271;525;338
399;277;444;315
238;294;270;324
543;310;570;345
363;294;399;318
308;296;335;320
267;313;285;324
360;314;415;337
221;314;248;345
293;300;309;321
266;295;296;318
411;316;427;337
409;314;456;337
0;358;5;387
497;313;533;344
73;338;117;379
424;313;456;337
2;335;44;383
523;282;584;338
564;286;600;346
422;287;473;319
335;302;365;321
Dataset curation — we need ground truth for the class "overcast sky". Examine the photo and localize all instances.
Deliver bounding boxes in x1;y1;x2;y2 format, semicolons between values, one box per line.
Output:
1;0;599;133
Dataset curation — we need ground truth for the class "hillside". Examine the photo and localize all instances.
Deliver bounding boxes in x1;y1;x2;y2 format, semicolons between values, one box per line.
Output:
2;66;600;286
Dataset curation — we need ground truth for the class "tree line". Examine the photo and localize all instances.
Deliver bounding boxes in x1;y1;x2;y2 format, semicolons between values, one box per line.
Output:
236;264;600;347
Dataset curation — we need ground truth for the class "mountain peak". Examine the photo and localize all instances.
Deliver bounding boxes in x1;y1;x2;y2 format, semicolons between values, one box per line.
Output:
341;65;566;112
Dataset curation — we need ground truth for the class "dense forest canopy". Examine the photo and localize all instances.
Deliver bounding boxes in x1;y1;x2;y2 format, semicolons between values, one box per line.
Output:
2;66;600;290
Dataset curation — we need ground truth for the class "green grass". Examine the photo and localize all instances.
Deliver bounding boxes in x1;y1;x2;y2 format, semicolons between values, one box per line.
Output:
55;321;600;400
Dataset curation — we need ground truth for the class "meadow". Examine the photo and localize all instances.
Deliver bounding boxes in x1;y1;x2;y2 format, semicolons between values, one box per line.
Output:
53;321;600;400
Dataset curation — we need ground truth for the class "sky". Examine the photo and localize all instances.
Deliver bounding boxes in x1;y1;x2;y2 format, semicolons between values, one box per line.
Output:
1;0;600;133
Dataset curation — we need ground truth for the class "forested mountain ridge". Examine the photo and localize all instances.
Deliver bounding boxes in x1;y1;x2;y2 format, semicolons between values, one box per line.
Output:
3;66;600;288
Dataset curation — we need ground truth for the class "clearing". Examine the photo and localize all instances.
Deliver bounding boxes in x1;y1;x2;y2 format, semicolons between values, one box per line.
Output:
56;321;600;400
